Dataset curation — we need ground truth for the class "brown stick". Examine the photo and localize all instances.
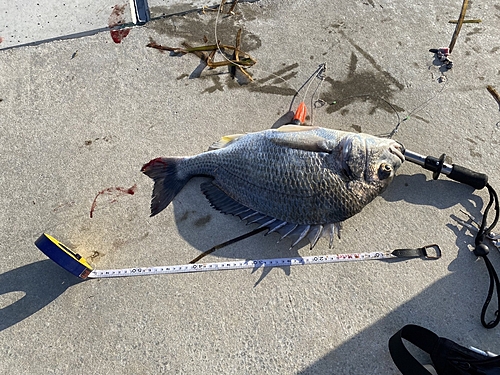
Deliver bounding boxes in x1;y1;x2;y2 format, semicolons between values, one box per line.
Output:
228;0;239;14
146;42;175;52
148;42;255;63
206;59;254;68
234;28;242;62
235;28;254;81
182;42;209;61
448;19;481;23
449;0;469;53
206;49;217;68
230;28;242;78
487;85;500;109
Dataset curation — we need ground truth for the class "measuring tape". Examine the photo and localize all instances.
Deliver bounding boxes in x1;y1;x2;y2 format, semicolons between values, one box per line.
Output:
35;233;441;280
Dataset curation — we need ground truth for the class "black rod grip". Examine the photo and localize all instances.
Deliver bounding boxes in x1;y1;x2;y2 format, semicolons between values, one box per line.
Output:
448;164;488;189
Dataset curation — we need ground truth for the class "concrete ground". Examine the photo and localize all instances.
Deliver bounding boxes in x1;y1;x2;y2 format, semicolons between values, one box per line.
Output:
1;0;500;373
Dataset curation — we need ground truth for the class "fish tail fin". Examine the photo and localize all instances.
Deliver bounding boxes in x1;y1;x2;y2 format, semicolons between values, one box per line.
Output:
141;157;189;217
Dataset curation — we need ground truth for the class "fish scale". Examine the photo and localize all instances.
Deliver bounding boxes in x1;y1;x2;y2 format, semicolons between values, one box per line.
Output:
215;159;329;223
142;125;404;249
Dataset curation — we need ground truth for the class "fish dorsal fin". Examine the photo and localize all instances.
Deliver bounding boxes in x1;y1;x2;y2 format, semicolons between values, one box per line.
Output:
276;125;320;132
208;133;246;150
271;126;335;153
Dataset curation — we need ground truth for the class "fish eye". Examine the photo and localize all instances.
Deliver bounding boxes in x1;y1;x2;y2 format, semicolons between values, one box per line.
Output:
378;163;393;180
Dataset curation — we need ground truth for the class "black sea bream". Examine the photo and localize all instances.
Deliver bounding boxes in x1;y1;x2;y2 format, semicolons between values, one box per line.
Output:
142;125;404;249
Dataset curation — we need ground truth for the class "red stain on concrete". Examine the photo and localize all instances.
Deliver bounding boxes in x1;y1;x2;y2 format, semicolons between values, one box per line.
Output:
90;184;137;218
110;29;131;43
108;4;130;43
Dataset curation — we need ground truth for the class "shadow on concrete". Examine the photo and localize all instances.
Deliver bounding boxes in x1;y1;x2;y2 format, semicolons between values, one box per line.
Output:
0;259;83;332
297;222;499;374
382;173;482;213
170;177;307;285
171;173;484;257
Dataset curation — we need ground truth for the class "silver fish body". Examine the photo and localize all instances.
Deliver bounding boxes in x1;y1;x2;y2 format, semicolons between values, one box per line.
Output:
142;125;404;249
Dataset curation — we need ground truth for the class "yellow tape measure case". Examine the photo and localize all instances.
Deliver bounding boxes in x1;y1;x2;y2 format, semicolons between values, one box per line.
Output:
35;233;93;279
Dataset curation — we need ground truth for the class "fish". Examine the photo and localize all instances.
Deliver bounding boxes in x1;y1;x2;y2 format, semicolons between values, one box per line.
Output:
141;125;405;249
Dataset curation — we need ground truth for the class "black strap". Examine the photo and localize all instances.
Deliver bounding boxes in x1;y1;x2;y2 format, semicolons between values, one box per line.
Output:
479;255;500;328
389;324;500;375
473;183;500;329
388;325;439;375
392;248;427;258
392;244;441;259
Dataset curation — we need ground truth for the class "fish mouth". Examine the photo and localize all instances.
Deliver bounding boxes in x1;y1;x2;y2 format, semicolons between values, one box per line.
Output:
389;142;405;163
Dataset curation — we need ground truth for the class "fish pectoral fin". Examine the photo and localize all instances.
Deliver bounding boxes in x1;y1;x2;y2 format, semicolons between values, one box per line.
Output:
270;133;335;153
208;133;246;150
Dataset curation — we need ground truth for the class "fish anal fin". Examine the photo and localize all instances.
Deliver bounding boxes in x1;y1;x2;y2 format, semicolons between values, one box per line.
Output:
200;181;343;250
201;182;294;237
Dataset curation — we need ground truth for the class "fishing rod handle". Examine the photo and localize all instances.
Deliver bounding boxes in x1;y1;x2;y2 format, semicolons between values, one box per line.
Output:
404;150;488;190
446;163;488;190
424;153;488;190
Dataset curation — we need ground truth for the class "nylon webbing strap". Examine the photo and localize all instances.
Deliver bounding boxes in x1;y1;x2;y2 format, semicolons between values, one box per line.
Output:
389;325;439;375
389;324;500;375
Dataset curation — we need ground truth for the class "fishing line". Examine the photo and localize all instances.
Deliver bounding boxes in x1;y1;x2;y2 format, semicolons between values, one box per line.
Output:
322;79;447;138
287;63;327;118
387;79;448;138
211;1;333;125
305;63;327;125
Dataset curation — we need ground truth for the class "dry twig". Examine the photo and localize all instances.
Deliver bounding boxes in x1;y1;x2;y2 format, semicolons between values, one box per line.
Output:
448;19;481;23
228;0;239;14
487;85;500;110
449;0;469;53
147;34;256;81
